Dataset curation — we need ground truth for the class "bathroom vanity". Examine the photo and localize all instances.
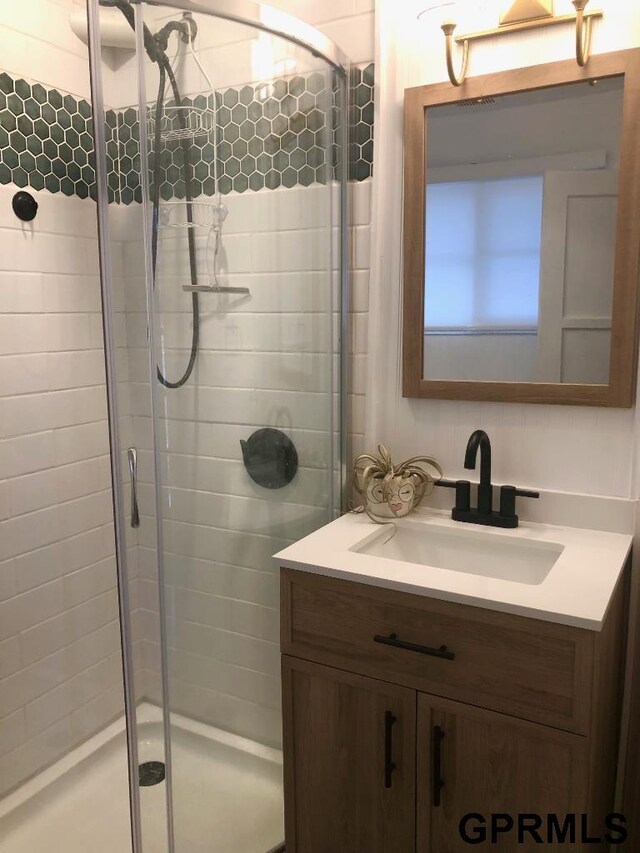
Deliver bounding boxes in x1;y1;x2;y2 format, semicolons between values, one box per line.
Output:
276;510;631;852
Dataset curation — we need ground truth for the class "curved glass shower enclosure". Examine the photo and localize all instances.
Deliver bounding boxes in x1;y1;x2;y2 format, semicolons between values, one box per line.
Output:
89;1;347;850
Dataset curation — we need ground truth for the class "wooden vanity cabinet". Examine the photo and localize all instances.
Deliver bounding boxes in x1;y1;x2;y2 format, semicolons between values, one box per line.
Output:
282;658;416;853
417;696;589;853
281;568;628;853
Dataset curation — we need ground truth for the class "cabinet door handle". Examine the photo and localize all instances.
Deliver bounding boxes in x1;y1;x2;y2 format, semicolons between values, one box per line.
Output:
384;710;397;789
373;633;455;661
433;725;445;807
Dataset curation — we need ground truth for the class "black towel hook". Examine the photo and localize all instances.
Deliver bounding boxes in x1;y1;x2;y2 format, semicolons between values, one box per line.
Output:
12;191;38;222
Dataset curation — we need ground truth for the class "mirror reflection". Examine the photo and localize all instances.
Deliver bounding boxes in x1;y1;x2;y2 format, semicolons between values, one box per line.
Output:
423;77;623;384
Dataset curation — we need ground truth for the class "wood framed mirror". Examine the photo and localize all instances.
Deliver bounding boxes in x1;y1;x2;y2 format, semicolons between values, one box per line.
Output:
403;49;640;407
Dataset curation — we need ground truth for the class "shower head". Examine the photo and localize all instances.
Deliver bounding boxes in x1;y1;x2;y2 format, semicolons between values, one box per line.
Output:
100;0;207;389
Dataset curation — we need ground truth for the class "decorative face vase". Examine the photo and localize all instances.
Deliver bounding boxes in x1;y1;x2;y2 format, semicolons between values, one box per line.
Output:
367;473;419;518
353;445;443;522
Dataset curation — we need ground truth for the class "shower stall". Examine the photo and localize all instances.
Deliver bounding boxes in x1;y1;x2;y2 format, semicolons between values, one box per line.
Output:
0;1;348;851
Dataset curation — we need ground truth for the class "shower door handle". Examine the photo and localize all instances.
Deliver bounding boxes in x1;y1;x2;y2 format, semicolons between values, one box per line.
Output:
127;448;140;529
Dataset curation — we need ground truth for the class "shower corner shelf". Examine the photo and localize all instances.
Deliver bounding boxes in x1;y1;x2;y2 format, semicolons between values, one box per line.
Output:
148;103;214;143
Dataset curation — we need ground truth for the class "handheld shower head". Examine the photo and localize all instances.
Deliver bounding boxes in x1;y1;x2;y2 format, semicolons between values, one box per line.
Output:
103;0;206;388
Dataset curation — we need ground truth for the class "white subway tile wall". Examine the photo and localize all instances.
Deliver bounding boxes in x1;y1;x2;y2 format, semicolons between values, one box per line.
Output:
0;0;91;102
260;0;375;65
114;180;373;748
0;185;123;796
0;0;374;794
350;179;371;461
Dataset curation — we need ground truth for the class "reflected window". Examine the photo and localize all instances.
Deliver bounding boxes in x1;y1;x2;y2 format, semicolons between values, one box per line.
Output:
424;175;543;330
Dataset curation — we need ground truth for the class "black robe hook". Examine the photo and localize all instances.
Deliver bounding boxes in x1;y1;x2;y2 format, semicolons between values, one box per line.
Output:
12;191;38;222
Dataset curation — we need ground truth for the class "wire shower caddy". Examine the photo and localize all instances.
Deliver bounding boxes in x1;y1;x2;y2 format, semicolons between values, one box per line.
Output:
148;103;214;142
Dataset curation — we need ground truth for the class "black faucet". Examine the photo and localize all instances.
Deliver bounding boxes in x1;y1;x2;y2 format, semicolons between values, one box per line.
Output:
464;430;493;515
436;429;539;529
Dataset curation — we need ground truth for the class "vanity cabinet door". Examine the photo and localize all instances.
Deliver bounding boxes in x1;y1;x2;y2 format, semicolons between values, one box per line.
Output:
282;656;416;853
417;694;590;852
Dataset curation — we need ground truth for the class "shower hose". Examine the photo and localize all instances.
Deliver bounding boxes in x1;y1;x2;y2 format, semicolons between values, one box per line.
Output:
101;0;200;389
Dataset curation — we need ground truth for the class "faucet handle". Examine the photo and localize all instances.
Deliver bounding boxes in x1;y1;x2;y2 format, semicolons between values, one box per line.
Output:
436;479;471;513
515;488;540;500
499;485;539;521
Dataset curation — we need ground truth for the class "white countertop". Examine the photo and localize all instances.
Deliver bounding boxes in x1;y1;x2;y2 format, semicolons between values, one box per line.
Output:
274;508;632;631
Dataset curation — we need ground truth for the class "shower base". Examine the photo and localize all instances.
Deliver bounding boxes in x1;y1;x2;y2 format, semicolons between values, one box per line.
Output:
0;703;284;853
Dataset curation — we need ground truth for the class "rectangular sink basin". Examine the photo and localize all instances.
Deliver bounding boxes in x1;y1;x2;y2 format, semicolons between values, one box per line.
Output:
352;521;564;586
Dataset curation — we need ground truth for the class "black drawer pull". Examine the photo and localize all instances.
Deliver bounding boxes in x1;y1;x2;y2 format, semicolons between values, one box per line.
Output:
433;725;445;806
373;633;455;661
384;710;397;789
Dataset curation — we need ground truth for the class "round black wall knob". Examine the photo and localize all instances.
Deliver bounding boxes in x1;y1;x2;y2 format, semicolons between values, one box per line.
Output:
240;428;298;489
12;191;38;222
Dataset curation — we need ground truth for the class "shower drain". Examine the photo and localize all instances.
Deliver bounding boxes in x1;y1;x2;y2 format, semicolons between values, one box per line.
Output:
138;761;166;786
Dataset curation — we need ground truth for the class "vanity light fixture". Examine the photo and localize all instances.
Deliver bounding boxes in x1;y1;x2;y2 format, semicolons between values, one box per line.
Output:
572;0;596;67
418;0;603;87
417;2;471;87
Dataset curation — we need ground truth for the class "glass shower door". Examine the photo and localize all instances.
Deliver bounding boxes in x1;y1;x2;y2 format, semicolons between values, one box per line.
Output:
89;0;347;849
134;3;347;851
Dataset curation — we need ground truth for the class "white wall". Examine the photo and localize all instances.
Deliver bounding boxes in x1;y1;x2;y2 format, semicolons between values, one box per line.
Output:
424;333;539;382
0;0;373;792
0;185;124;796
0;1;127;797
101;0;375;746
114;197;371;749
116;180;367;747
427;83;623;170
0;0;375;792
105;0;374;109
266;0;374;64
366;0;640;501
350;181;372;464
0;0;91;101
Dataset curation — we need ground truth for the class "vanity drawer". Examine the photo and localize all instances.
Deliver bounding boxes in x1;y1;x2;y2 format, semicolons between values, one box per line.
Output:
281;568;593;734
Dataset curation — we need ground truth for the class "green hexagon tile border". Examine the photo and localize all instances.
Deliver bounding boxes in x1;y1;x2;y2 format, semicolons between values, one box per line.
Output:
0;65;374;204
